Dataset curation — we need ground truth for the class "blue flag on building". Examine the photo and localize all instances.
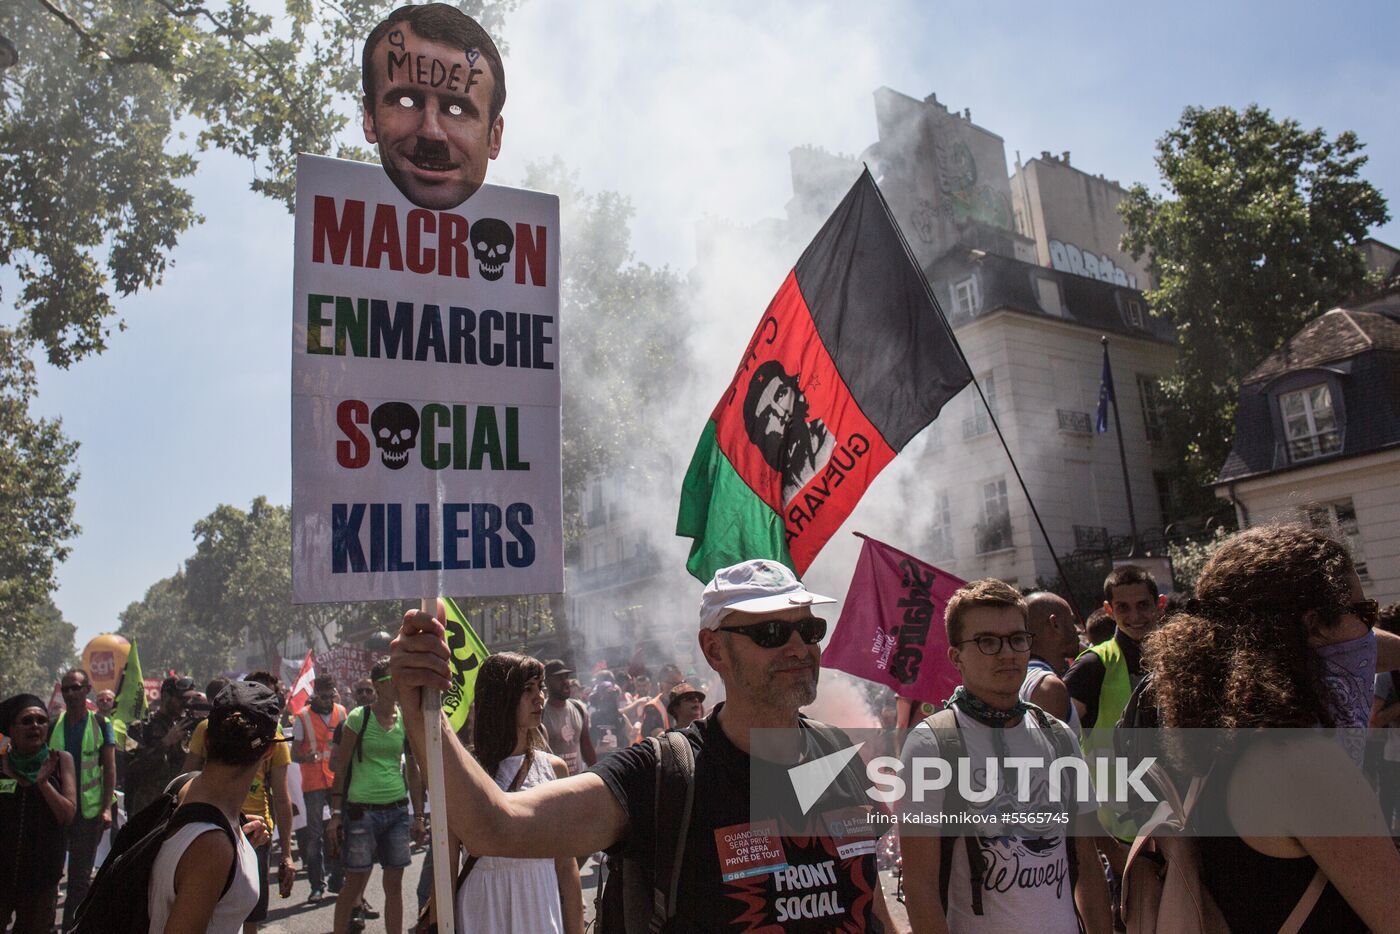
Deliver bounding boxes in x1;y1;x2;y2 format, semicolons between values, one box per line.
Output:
1095;343;1114;433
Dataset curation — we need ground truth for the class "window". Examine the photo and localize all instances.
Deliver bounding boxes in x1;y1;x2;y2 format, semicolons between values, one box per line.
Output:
1137;376;1165;443
1036;277;1063;316
928;491;953;558
1303;499;1369;578
963;374;997;439
953;276;980;316
976;478;1013;553
1280;384;1341;461
616;534;627;563
1124;298;1145;329
592;543;608;570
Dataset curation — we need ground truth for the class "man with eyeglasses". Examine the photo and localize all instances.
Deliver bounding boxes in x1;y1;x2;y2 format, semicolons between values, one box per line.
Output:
389;558;901;932
898;579;1110;934
48;669;116;932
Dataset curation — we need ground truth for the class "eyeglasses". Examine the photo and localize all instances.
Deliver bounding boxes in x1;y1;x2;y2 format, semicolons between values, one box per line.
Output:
61;684;87;694
1346;599;1380;629
17;715;48;727
717;616;827;649
955;632;1033;655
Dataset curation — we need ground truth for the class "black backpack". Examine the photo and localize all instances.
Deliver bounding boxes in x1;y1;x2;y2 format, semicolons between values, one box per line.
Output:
923;705;1080;917
72;773;238;933
596;718;850;934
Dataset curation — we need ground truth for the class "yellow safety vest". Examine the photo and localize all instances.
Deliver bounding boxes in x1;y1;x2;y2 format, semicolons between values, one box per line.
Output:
49;711;108;819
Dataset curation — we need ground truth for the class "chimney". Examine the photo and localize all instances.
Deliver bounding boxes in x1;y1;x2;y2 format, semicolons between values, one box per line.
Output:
963;108;972;120
1041;150;1051;161
1062;151;1071;165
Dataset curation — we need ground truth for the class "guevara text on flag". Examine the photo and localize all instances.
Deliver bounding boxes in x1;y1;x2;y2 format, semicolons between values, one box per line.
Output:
440;596;490;733
677;169;972;580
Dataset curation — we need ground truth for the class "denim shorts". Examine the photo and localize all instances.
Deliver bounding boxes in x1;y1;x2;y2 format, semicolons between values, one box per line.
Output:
343;803;411;872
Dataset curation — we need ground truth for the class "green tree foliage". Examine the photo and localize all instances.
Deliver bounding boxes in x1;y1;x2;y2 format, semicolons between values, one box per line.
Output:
1;0;515;366
0;327;79;655
120;498;394;679
519;159;690;535
0;597;77;697
1121;105;1389;515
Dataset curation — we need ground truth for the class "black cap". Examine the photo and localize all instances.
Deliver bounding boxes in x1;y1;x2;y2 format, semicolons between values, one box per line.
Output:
544;659;573;678
0;694;47;733
161;675;196;696
210;681;284;748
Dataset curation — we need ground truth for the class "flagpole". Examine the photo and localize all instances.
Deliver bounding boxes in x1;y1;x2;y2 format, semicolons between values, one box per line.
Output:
420;598;455;934
862;167;1088;612
1101;337;1139;556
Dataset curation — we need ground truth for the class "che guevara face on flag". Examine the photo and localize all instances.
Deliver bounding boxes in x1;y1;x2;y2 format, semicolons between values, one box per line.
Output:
743;361;836;507
361;4;506;211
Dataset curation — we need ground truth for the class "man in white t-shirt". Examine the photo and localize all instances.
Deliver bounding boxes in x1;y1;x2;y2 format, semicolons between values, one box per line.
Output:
899;579;1111;934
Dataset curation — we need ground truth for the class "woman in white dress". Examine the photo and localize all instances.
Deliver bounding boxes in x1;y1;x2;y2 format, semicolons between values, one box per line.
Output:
456;653;584;934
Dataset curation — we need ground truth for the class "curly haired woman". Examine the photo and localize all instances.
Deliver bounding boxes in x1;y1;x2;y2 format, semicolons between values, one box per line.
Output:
1145;525;1400;933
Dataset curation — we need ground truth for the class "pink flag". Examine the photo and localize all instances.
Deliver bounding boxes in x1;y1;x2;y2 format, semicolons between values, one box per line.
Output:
287;650;316;715
822;533;965;706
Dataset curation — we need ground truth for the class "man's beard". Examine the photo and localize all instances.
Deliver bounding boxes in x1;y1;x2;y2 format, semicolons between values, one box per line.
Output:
730;653;818;711
311;699;333;714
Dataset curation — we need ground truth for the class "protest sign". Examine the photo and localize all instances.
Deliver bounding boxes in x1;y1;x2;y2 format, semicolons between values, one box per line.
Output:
291;154;562;603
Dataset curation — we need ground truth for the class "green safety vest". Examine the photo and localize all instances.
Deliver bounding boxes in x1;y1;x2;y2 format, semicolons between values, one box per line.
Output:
1079;637;1137;842
49;711;108;819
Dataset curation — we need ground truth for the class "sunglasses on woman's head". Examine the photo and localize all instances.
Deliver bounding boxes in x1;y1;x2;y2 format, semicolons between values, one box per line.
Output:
717;616;827;649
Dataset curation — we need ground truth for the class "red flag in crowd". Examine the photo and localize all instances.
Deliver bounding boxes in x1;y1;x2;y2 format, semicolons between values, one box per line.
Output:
822;533;964;707
287;650;316;714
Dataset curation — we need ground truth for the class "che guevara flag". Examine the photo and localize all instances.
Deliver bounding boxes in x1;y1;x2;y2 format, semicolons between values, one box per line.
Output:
678;169;972;580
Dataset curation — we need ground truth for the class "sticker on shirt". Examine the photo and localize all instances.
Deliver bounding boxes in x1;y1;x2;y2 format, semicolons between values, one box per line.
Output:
0;779;16;794
714;819;788;881
821;806;880;860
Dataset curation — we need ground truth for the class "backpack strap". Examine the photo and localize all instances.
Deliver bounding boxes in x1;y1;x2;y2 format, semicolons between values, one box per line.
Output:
922;708;985;916
646;731;695;933
166;802;240;898
1277;869;1326;934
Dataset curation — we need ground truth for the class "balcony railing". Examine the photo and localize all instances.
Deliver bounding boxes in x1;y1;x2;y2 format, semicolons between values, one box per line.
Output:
963;411;994;440
1057;409;1092;434
975;515;1013;554
1074;525;1108;550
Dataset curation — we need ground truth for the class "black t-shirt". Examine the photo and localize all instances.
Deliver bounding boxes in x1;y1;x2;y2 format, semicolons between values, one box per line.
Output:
1063;630;1144;729
590;703;886;932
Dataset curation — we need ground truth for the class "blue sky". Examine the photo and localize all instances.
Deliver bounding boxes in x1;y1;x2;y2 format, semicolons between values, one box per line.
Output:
19;0;1399;649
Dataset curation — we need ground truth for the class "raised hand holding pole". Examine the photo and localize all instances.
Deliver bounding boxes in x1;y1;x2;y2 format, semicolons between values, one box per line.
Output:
421;597;455;934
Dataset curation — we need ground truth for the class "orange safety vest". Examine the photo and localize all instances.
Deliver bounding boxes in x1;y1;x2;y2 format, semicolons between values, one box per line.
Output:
296;703;346;791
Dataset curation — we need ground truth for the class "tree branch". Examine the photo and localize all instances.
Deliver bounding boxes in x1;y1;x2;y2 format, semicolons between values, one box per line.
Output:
30;0;103;51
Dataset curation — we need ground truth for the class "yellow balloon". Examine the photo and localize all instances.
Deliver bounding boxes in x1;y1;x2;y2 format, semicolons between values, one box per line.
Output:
81;633;131;695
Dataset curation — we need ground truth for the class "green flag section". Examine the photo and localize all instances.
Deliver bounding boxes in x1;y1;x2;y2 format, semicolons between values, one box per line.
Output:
112;637;147;727
677;169;972;582
440;596;490;733
678;420;794;581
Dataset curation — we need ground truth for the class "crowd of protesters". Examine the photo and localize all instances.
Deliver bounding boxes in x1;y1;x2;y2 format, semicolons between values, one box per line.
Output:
4;523;1400;932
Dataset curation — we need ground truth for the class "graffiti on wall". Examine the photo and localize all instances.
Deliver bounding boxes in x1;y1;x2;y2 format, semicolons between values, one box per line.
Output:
934;140;1012;231
1049;240;1138;290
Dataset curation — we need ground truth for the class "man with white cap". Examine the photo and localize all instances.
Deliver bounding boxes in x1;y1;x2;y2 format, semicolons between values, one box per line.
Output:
389;558;901;932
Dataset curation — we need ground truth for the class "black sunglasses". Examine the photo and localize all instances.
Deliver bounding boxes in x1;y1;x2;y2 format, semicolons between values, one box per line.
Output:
717;616;827;649
61;684;87;693
17;714;49;727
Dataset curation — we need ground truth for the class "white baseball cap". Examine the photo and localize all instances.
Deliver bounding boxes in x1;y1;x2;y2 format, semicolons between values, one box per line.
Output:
699;559;836;631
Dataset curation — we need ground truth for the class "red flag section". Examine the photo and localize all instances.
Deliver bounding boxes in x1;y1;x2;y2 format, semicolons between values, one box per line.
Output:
822;533;964;706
